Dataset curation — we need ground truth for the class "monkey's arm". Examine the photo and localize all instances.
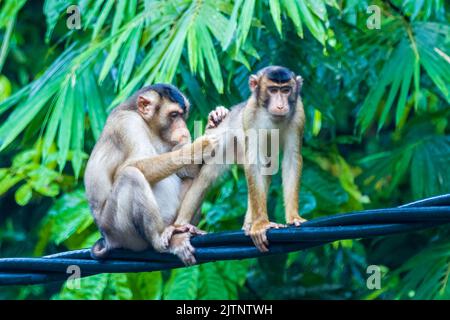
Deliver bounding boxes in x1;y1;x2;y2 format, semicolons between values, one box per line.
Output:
129;136;216;184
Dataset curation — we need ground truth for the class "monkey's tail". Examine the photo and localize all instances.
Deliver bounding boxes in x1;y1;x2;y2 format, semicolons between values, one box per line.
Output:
90;238;109;260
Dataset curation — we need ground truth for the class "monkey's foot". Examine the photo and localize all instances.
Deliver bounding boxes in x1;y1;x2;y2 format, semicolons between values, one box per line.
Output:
207;106;230;129
242;223;252;235
287;216;307;227
243;222;285;235
248;220;285;253
169;233;197;266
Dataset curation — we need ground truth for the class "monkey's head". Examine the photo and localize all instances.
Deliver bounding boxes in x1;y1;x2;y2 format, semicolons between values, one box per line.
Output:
136;84;191;146
249;66;303;118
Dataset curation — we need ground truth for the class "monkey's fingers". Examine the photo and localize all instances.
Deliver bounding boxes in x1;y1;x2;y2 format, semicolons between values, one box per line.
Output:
172;225;191;234
268;222;286;229
204;134;220;153
216;106;229;119
206;110;220;129
178;241;197;266
249;230;269;252
288;217;308;227
160;225;179;249
186;224;207;235
206;119;217;129
206;106;229;129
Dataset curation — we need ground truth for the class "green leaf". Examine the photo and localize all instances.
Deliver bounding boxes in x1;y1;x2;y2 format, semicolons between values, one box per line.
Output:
83;71;107;139
57;78;75;171
44;189;93;245
118;23;143;90
43;0;67;42
281;0;303;37
127;272;163;300
98;27;133;83
15;183;33;206
410;136;450;198
301;165;349;212
91;0;115;40
306;0;328;21
236;0;255;47
111;0;127;37
269;0;282;35
297;0;326;45
104;274;133;300
56;274;109;300
70;84;85;178
199;263;229;299
164;266;199;300
0;0;26;29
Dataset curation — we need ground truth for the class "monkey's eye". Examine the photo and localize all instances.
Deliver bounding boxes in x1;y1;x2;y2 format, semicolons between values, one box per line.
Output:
169;112;179;119
268;87;279;94
281;87;291;94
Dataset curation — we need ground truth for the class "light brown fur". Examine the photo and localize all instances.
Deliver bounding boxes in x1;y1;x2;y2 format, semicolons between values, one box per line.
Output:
173;66;306;252
84;84;227;264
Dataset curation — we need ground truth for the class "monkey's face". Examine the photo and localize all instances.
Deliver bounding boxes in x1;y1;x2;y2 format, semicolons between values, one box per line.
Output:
137;87;191;147
159;100;191;146
249;66;303;119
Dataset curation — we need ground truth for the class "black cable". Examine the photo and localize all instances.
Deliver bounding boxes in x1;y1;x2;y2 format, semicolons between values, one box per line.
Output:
0;194;449;286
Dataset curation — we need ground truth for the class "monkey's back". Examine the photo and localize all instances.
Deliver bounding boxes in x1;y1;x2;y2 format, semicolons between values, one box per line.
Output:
84;109;132;218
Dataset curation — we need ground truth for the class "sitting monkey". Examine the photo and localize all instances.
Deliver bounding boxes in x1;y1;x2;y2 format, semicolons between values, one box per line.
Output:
84;84;228;265
172;66;307;252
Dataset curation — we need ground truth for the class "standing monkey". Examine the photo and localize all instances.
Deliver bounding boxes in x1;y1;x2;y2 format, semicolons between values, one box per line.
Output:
173;66;307;252
84;84;228;265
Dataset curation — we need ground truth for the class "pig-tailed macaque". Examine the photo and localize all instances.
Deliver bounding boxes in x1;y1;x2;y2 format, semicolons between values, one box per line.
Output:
172;66;307;252
84;84;228;265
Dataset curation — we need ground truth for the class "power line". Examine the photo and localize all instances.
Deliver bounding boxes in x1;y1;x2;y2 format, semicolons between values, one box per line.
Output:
0;194;449;286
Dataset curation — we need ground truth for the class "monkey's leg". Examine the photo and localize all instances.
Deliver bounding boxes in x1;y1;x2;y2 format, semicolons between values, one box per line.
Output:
177;178;206;235
92;167;160;258
242;174;284;234
282;138;307;226
244;164;283;252
174;164;227;228
100;167;196;264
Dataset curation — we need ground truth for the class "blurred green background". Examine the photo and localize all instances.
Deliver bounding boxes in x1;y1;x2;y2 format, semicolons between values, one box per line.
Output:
0;0;449;299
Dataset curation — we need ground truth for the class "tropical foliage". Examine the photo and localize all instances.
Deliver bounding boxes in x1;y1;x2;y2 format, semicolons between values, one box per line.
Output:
0;0;449;299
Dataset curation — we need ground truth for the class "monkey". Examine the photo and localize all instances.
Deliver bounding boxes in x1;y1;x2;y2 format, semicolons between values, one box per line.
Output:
84;83;229;265
171;66;306;253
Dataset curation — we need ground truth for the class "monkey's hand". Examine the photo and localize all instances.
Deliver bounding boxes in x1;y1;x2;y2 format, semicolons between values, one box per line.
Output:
189;134;219;163
207;106;230;129
169;233;197;266
174;223;207;236
160;223;206;250
159;225;193;250
286;214;307;227
247;220;285;252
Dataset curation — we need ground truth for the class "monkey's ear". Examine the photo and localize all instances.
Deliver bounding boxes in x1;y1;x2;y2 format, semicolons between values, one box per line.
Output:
249;75;259;92
296;76;303;92
137;92;159;117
